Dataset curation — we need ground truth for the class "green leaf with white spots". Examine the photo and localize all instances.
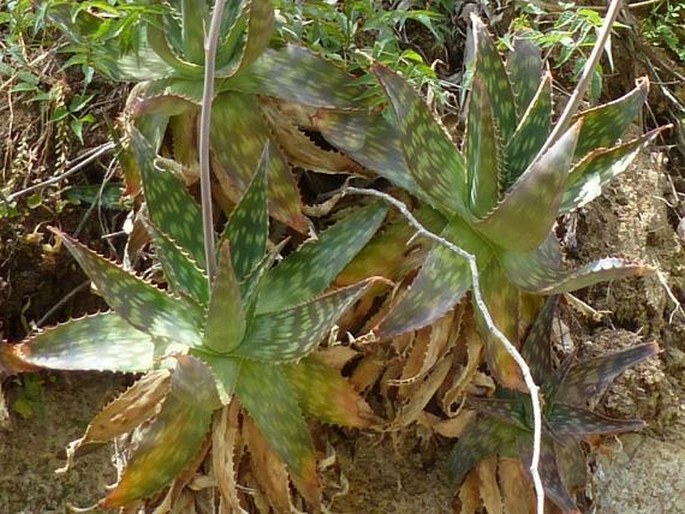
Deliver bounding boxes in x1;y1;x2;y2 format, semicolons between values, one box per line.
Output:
144;220;209;306
560;127;667;213
504;73;553;189
132;130;206;266
196;353;241;404
146;15;203;77
448;418;518;485
315;110;423;198
471;14;517;141
236;360;317;486
236;280;373;363
505;35;543;117
180;0;209;64
473;121;581;251
548;404;646;436
501;236;650;295
466;76;501;217
374;64;468;217
533;441;579;514
8;312;155;373
204;242;246;354
240;239;288;317
100;356;216;508
225;46;368;109
554;439;587;494
282;356;376;428
573;77;650;159
468;396;529;432
256;202;387;313
555;342;659;406
53;229;204;348
211;92;308;233
221;143;269;282
520;296;558;383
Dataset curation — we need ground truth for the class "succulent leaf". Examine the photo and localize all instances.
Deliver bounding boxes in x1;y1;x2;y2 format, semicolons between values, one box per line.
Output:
211;92;308;232
282;355;376;428
256;202;387;313
179;0;209;64
468;396;529;432
502;236;650;294
554;439;588;494
473;121;581;251
471;14;517;141
520;296;558;383
573;77;650;159
54;230;204;348
132;130;206;266
561;127;667;213
548;404;646;436
555;342;659;406
197;353;241;404
373;64;469;217
534;441;579;514
221;143;269;282
225;46;368;109
6;312;155;373
146;16;203;77
505;36;544;116
236;360;317;490
236;280;374;363
504;73;553;188
466;77;501;217
204;242;246;354
100;356;217;507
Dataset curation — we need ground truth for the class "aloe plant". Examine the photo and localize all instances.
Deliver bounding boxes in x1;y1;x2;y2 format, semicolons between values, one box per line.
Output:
0;131;387;508
449;297;659;513
317;15;666;388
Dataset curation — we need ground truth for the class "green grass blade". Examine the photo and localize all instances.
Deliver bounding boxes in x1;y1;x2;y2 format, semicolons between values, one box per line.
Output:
505;35;543;117
54;229;204;347
7;312;154;373
132;129;206;266
221;143;269;282
236;360;317;489
473;121;581;251
100;356;216;507
504;73;553;189
256;202;387;313
204;242;246;354
373;64;468;216
561;127;667;213
211;92;308;233
573;77;650;159
282;356;376;428
502;237;651;295
224;46;368;109
237;280;374;362
466;77;502;217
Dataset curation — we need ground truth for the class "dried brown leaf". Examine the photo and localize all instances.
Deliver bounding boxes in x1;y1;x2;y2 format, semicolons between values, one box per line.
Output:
477;456;503;514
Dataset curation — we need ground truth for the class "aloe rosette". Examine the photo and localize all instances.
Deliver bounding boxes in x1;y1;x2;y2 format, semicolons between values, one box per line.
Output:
449;297;659;513
0;131;387;508
317;14;667;388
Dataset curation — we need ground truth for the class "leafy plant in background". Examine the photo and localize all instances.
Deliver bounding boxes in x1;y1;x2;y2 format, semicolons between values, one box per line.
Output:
0;130;386;508
449;297;659;513
318;14;666;389
642;0;685;63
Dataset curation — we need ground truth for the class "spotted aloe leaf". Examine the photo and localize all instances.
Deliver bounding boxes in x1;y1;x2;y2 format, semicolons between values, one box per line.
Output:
501;236;650;295
100;356;217;508
146;13;202;77
561;126;668;213
548;404;646;436
53;229;204;348
504;73;553;188
555;342;659;406
211;92;308;233
470;14;517;142
256;202;387;313
221;143;269;281
204;242;246;354
197;354;241;404
226;46;368;109
573;77;650;159
1;312;154;373
236;280;374;362
373;64;469;217
466;77;501;217
282;355;376;428
472;120;581;251
520;296;558;382
505;35;543;116
236;360;318;497
132;129;206;266
533;440;579;514
178;0;208;64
